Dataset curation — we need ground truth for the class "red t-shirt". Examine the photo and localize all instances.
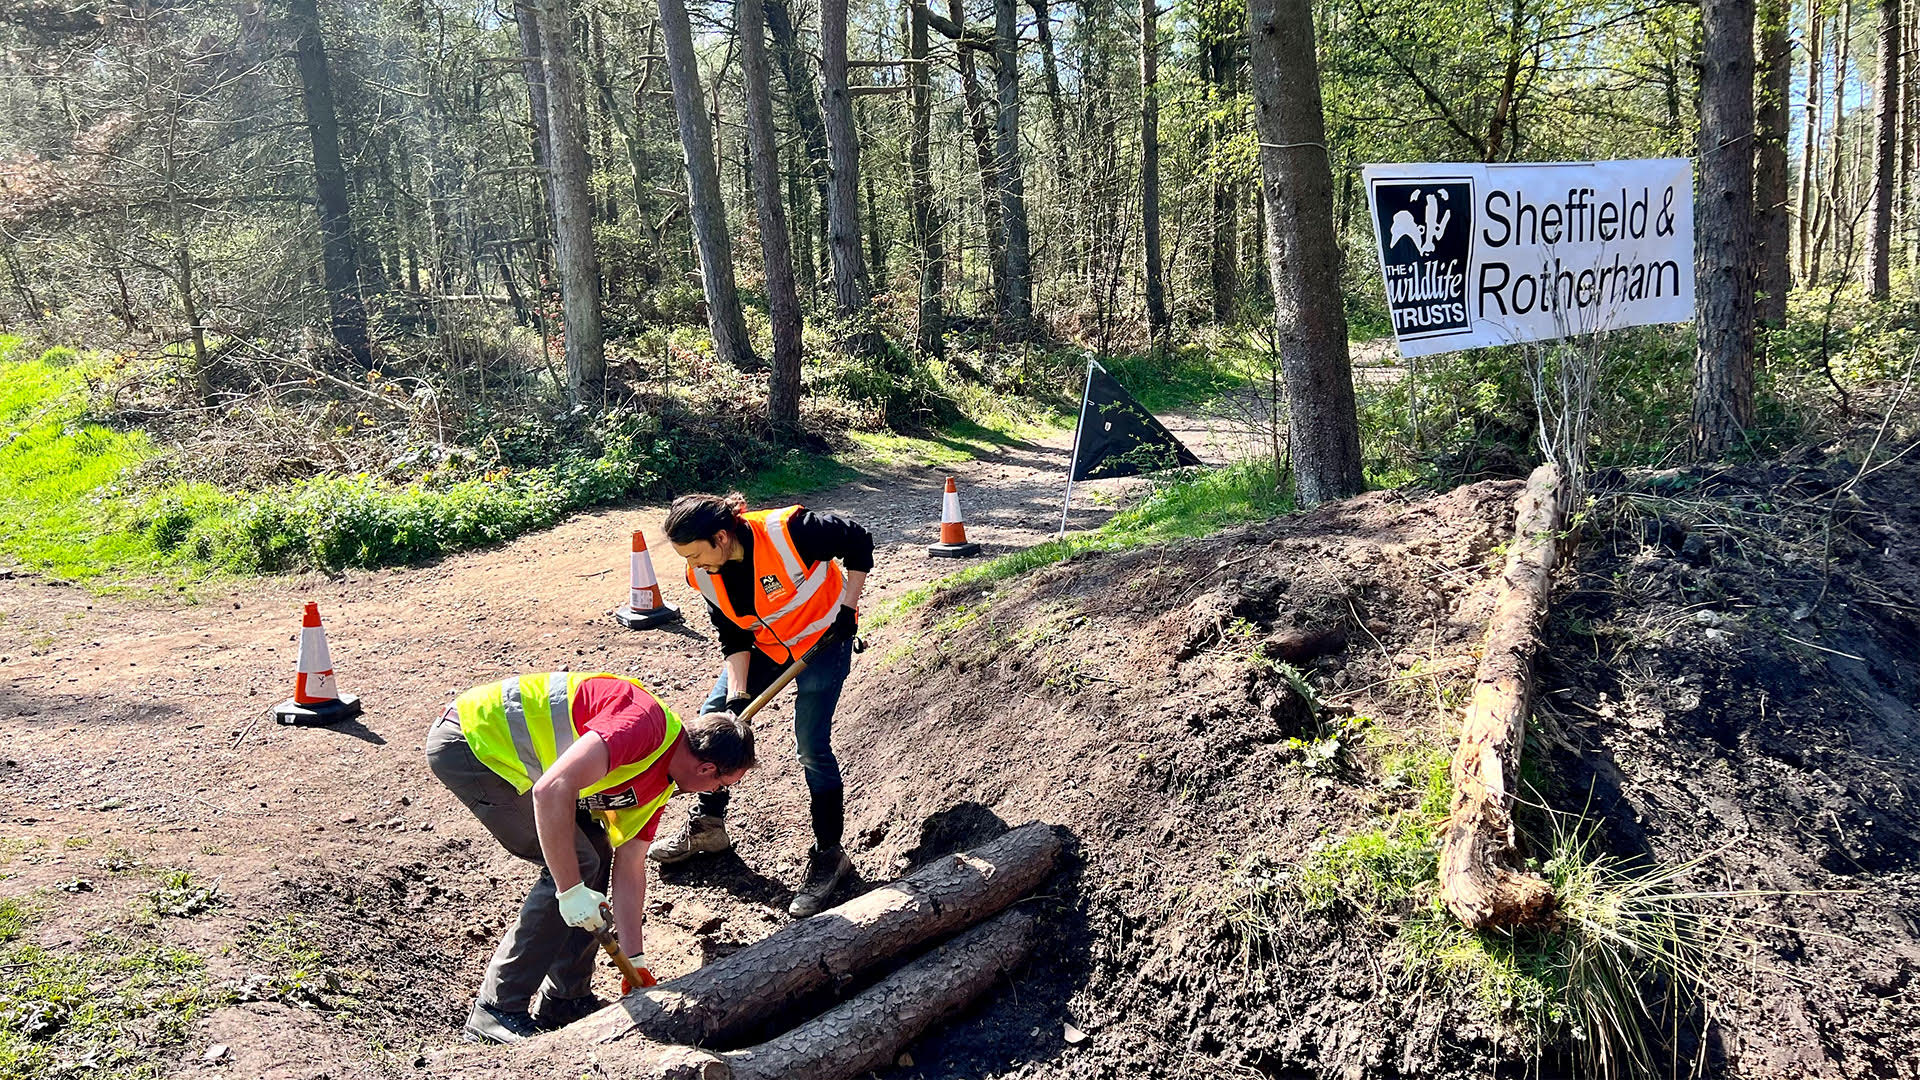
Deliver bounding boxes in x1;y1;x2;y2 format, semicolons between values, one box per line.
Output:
573;677;680;843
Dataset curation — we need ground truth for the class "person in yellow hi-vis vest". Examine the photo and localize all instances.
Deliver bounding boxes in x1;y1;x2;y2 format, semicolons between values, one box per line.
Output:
424;672;756;1043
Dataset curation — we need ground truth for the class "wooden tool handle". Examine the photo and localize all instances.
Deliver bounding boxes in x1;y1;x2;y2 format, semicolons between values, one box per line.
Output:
595;901;648;989
734;631;844;723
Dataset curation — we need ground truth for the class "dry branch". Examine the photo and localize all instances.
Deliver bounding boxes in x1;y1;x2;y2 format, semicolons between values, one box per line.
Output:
1437;463;1565;928
723;907;1039;1080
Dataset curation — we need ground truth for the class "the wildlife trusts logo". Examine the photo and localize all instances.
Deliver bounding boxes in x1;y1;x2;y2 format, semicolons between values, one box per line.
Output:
1372;177;1473;339
760;573;784;599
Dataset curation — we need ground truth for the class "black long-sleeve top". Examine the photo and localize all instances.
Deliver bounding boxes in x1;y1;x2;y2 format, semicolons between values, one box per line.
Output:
703;508;874;658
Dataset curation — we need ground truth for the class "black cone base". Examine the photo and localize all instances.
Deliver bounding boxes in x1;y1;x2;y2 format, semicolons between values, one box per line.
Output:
927;541;982;558
614;603;682;630
273;694;362;727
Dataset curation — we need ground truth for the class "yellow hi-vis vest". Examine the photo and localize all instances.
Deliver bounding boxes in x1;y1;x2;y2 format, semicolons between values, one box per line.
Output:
686;506;845;664
456;672;681;848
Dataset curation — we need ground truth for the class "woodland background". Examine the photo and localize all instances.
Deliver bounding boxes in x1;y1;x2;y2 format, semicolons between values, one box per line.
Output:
0;0;1912;577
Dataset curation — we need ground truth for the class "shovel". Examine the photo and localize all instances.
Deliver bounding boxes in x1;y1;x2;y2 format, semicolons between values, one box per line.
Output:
592;900;655;990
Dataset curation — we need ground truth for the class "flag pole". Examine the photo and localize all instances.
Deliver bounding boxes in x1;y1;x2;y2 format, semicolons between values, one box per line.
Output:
1060;358;1098;538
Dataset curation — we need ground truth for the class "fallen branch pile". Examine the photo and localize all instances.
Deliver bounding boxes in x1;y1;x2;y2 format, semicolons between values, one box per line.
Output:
440;823;1061;1080
1437;463;1566;929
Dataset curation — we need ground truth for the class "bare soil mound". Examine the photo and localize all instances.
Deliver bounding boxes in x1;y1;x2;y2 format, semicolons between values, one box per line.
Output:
830;456;1920;1078
1536;454;1920;1078
835;480;1527;1078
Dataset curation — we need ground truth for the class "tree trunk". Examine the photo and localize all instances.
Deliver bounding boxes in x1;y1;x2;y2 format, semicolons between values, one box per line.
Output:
1245;0;1364;506
1694;0;1758;458
530;0;607;399
993;0;1034;327
1797;9;1824;284
950;0;1006;314
724;910;1039;1080
659;0;758;368
818;0;872;324
1754;0;1792;327
289;0;373;369
863;158;886;281
1869;0;1902;298
1206;10;1238;324
908;0;945;356
1027;0;1075;189
1140;0;1168;344
765;0;834;298
739;0;803;430
1818;0;1852;282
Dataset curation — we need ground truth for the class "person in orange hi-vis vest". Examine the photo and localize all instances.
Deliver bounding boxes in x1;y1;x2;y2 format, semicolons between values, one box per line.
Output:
658;491;872;918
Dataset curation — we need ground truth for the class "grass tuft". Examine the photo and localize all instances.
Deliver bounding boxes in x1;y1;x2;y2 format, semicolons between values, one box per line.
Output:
0;897;228;1080
1212;806;1760;1079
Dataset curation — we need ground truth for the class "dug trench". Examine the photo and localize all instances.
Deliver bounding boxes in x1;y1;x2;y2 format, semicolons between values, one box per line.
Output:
2;453;1915;1077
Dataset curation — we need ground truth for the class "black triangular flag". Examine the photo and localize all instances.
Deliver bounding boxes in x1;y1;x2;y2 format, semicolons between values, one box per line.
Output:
1068;361;1203;481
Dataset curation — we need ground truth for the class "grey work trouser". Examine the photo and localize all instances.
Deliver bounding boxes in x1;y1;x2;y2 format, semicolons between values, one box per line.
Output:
423;711;611;1012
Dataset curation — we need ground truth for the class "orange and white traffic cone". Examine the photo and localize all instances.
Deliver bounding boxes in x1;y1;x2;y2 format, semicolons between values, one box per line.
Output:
613;529;683;630
926;476;982;558
273;602;363;726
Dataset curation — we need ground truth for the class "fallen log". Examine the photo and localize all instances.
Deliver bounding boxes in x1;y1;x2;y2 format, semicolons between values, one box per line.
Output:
577;821;1060;1048
1437;463;1564;929
723;906;1039;1080
440;823;1061;1080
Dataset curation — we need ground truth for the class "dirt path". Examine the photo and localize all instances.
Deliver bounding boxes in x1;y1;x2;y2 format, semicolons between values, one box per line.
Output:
0;402;1251;1078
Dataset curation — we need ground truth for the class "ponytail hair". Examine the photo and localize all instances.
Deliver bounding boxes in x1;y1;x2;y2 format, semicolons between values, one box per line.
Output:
666;491;748;545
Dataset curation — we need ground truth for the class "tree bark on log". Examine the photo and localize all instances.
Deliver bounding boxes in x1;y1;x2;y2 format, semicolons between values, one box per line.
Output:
572;822;1060;1049
1437;464;1565;929
724;908;1039;1080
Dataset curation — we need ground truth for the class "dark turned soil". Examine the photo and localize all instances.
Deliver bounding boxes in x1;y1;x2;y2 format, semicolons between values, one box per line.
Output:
1534;453;1920;1078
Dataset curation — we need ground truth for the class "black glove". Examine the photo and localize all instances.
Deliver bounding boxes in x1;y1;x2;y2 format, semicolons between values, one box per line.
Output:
831;604;858;642
724;694;751;717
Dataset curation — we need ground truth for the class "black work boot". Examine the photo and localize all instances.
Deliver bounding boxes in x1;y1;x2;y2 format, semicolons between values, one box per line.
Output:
788;844;853;918
463;1000;541;1044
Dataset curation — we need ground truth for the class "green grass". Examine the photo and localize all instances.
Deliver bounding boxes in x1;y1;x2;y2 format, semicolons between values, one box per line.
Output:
1216;804;1748;1079
0;897;229;1080
876;458;1295;624
0;343;160;579
0;331;1247;585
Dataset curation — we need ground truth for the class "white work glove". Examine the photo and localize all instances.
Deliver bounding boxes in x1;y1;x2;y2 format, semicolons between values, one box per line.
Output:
556;882;609;932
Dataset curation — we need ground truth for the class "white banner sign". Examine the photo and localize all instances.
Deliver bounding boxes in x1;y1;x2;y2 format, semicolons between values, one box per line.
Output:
1362;159;1694;357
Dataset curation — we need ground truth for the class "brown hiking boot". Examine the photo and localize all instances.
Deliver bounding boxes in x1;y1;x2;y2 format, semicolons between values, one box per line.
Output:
649;814;731;864
787;846;852;918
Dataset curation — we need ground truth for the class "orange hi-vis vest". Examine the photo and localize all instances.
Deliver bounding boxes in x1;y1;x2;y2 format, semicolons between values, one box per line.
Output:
687;506;845;664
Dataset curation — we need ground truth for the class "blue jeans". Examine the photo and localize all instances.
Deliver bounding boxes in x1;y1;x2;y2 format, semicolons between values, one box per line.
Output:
695;634;853;818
